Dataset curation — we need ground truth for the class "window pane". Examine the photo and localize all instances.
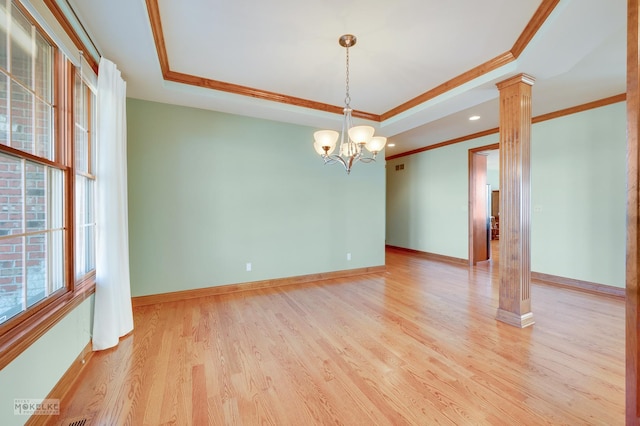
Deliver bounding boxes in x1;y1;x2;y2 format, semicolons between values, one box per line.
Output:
84;179;95;273
0;153;23;236
34;31;51;102
11;81;33;154
35;98;51;159
0;71;8;146
75;174;85;227
0;235;23;324
90;93;96;173
86;178;94;223
0;2;7;71
10;4;32;89
85;224;95;273
49;167;63;229
75;222;95;278
74;74;84;127
50;228;63;291
74;225;84;279
74;175;84;279
25;162;45;232
75;126;87;172
75;175;94;278
26;232;45;307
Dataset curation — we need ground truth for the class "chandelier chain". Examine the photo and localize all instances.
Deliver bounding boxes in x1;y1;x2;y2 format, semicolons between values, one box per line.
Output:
344;46;351;107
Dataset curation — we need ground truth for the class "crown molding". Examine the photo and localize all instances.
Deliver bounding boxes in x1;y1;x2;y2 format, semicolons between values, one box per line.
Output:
144;0;560;122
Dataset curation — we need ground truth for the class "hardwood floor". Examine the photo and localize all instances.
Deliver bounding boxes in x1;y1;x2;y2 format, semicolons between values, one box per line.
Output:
47;246;623;425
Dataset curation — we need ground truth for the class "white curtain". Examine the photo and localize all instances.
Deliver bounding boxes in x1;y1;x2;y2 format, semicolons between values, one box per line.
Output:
92;57;134;351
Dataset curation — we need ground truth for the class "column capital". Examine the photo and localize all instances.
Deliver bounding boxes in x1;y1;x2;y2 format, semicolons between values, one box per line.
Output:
496;73;536;90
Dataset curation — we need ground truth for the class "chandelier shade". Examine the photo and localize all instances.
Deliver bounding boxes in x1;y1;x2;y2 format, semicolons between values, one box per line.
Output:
313;130;339;155
366;136;387;154
347;125;375;145
312;34;387;174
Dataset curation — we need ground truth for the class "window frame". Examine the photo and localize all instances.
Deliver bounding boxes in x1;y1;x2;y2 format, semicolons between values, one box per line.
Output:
0;0;95;371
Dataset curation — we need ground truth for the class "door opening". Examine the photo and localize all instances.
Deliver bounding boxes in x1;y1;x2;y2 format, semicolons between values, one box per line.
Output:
468;143;499;265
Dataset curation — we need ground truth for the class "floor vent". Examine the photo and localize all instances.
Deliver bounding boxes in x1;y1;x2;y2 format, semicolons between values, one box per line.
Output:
65;417;89;426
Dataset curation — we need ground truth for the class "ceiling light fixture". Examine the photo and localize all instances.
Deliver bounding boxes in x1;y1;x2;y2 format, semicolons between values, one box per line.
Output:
469;115;481;121
313;34;386;174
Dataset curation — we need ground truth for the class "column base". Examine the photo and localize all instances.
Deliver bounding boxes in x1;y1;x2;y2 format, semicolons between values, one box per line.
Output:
496;309;535;328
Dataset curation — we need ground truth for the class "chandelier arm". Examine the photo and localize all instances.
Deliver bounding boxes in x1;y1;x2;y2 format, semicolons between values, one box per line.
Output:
357;157;376;164
324;154;348;169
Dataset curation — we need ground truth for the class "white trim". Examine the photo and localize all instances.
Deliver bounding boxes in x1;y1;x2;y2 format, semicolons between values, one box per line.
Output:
18;0;81;66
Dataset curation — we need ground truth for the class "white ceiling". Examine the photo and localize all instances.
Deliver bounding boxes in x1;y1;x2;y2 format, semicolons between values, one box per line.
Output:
67;0;626;157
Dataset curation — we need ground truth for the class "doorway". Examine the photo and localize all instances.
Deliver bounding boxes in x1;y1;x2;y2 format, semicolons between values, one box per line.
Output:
468;143;499;265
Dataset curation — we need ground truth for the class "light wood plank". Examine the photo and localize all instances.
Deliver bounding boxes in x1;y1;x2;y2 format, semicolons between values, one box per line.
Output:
132;266;385;308
47;247;624;425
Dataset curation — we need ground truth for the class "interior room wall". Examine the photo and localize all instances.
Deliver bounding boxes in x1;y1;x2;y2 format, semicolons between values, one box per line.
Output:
386;101;626;287
386;133;498;260
530;102;626;287
0;297;93;425
486;151;499;190
127;98;386;297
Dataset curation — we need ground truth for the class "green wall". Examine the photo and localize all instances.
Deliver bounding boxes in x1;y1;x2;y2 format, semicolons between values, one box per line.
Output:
386;133;498;259
127;99;386;297
386;102;626;287
531;102;626;286
0;296;93;425
487;165;499;190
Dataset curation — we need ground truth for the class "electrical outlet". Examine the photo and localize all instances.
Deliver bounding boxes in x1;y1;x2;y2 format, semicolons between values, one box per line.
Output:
246;262;252;271
347;253;351;261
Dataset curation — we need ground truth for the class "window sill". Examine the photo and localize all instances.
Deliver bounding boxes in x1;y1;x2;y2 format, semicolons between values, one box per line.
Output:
0;278;95;371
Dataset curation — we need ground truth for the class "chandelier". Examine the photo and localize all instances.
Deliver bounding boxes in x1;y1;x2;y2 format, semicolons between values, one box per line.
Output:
313;34;386;174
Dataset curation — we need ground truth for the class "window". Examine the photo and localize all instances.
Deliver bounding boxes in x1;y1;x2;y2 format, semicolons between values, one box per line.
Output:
0;154;64;323
0;0;96;368
74;70;96;280
0;0;62;326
